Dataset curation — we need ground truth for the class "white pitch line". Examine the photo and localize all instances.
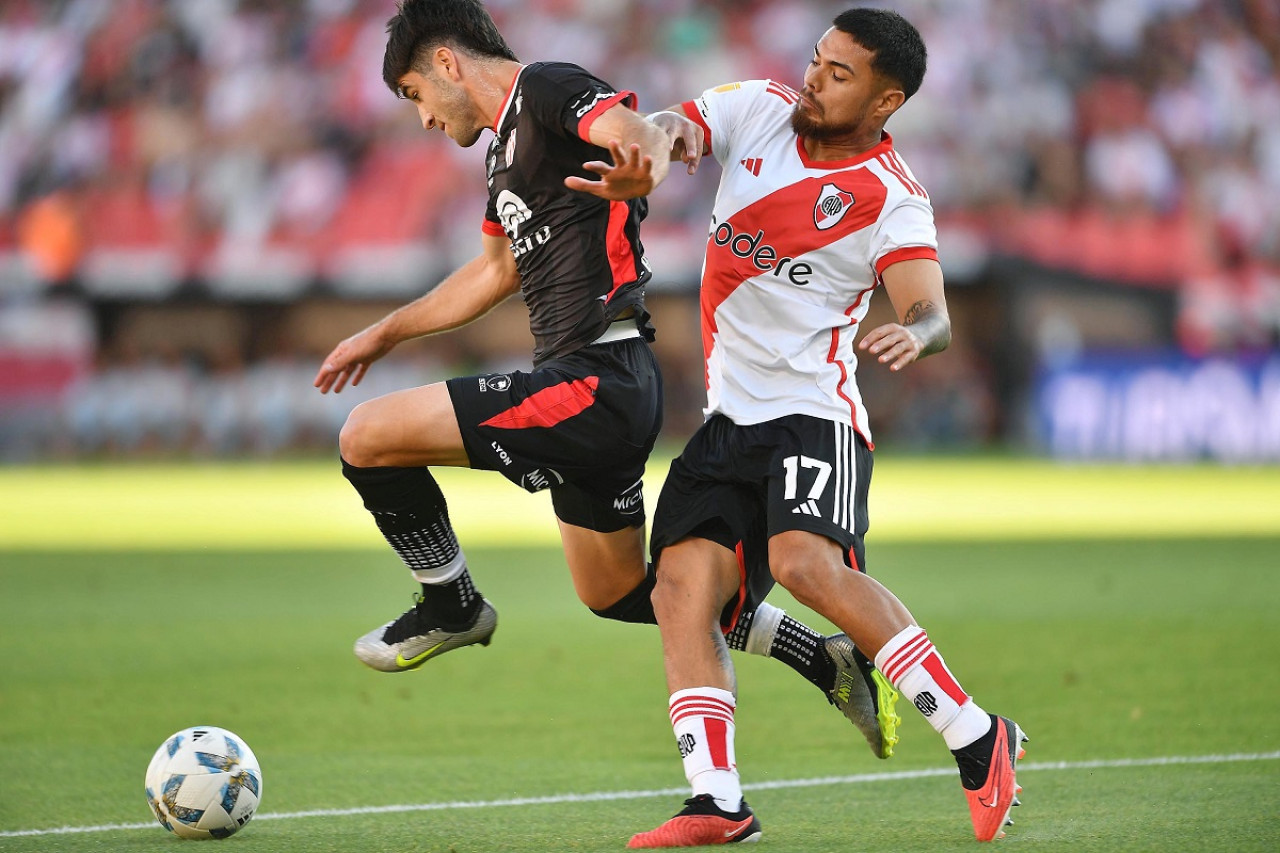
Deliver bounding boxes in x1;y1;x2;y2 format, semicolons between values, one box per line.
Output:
3;750;1277;839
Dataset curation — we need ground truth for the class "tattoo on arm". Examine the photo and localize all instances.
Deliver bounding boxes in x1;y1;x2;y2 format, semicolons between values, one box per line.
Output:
903;299;952;358
902;299;934;325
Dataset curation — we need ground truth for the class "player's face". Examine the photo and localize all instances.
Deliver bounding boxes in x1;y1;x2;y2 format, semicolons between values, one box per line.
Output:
397;69;486;148
792;28;898;142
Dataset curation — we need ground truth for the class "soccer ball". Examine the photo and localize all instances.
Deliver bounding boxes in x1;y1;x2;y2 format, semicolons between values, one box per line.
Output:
144;726;263;839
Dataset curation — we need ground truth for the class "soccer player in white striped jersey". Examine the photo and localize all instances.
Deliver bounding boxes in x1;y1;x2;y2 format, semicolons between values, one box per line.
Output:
575;8;1027;848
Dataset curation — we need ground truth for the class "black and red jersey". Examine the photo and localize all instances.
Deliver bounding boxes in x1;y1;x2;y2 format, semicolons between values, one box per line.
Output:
482;62;652;364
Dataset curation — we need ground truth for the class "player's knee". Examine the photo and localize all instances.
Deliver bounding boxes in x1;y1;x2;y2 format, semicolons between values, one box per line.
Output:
338;403;383;468
587;571;657;624
650;564;688;622
769;551;832;605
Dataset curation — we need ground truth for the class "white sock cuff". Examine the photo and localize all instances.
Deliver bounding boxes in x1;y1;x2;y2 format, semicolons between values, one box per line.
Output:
744;602;784;657
874;624;927;680
410;550;467;584
669;686;736;713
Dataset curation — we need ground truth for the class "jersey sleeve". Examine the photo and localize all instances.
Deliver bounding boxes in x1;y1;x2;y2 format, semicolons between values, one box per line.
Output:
680;79;771;167
524;62;637;143
871;192;939;277
483;188;503;235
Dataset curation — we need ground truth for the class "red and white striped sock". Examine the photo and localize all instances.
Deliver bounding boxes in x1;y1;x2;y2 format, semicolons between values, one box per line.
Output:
875;626;991;751
668;687;742;811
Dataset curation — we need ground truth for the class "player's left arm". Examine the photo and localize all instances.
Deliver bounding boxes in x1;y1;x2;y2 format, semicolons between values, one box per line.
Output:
563;103;671;200
858;257;951;371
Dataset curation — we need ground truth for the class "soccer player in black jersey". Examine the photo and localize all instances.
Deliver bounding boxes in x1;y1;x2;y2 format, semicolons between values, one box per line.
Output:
314;0;895;760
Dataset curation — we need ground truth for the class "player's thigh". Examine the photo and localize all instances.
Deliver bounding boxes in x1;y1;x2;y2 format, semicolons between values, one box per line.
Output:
652;535;746;623
338;382;468;468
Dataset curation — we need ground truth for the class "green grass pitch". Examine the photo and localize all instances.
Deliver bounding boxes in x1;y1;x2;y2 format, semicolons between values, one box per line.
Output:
1;457;1278;852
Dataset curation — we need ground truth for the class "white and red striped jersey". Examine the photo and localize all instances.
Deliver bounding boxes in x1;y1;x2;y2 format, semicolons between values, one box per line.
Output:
680;79;939;444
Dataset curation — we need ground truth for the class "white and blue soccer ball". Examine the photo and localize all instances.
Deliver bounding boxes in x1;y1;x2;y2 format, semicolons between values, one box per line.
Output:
144;726;263;839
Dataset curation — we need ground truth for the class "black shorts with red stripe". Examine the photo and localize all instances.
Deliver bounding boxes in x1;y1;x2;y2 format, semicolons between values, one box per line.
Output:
446;336;662;533
651;413;871;627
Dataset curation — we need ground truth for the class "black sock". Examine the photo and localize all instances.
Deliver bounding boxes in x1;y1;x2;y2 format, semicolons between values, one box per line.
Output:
952;714;999;788
766;615;836;692
723;610;755;651
418;573;480;631
590;563;657;624
341;458;481;627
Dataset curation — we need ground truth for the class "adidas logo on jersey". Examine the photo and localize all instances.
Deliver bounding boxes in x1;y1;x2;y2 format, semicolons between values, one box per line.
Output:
791;499;822;516
739;157;763;176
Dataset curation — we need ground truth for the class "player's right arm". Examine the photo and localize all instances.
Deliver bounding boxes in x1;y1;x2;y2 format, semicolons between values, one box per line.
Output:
649;81;763;175
314;231;520;394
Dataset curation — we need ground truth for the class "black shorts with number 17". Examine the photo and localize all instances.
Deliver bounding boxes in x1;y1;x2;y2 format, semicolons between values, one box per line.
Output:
651;413;873;625
446;336;662;533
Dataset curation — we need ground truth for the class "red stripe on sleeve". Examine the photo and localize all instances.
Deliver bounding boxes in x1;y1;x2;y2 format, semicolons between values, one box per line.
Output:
874;245;938;277
482;218;505;237
576;90;638;141
680;100;712;153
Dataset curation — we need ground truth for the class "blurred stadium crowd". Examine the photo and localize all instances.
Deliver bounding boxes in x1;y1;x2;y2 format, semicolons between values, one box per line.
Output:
1;0;1278;460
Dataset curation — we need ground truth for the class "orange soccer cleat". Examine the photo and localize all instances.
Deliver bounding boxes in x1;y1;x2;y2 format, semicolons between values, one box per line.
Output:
628;794;762;848
953;715;1028;841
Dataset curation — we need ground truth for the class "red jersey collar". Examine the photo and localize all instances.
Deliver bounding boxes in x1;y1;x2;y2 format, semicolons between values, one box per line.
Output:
795;130;894;170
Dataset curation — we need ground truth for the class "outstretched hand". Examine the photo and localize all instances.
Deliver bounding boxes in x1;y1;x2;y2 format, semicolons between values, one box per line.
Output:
313;326;396;394
564;140;655;200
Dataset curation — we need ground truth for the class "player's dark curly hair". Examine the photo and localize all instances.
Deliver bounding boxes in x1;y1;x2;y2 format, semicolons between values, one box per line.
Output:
383;0;518;94
833;8;927;100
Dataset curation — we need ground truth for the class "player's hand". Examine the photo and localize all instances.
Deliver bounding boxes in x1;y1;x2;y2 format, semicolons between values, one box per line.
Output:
564;140;655;200
313;326;396;394
647;110;703;175
859;323;925;372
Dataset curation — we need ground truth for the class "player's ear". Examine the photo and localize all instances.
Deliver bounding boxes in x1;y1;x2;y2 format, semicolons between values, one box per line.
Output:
875;88;905;122
433;46;461;81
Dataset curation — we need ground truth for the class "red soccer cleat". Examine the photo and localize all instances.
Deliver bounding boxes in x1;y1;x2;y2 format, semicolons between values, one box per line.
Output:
954;715;1028;841
628;794;762;848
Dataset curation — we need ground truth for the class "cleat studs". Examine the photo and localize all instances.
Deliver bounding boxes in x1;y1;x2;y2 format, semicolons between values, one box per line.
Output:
1006;818;1015;826
1012;797;1022;807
